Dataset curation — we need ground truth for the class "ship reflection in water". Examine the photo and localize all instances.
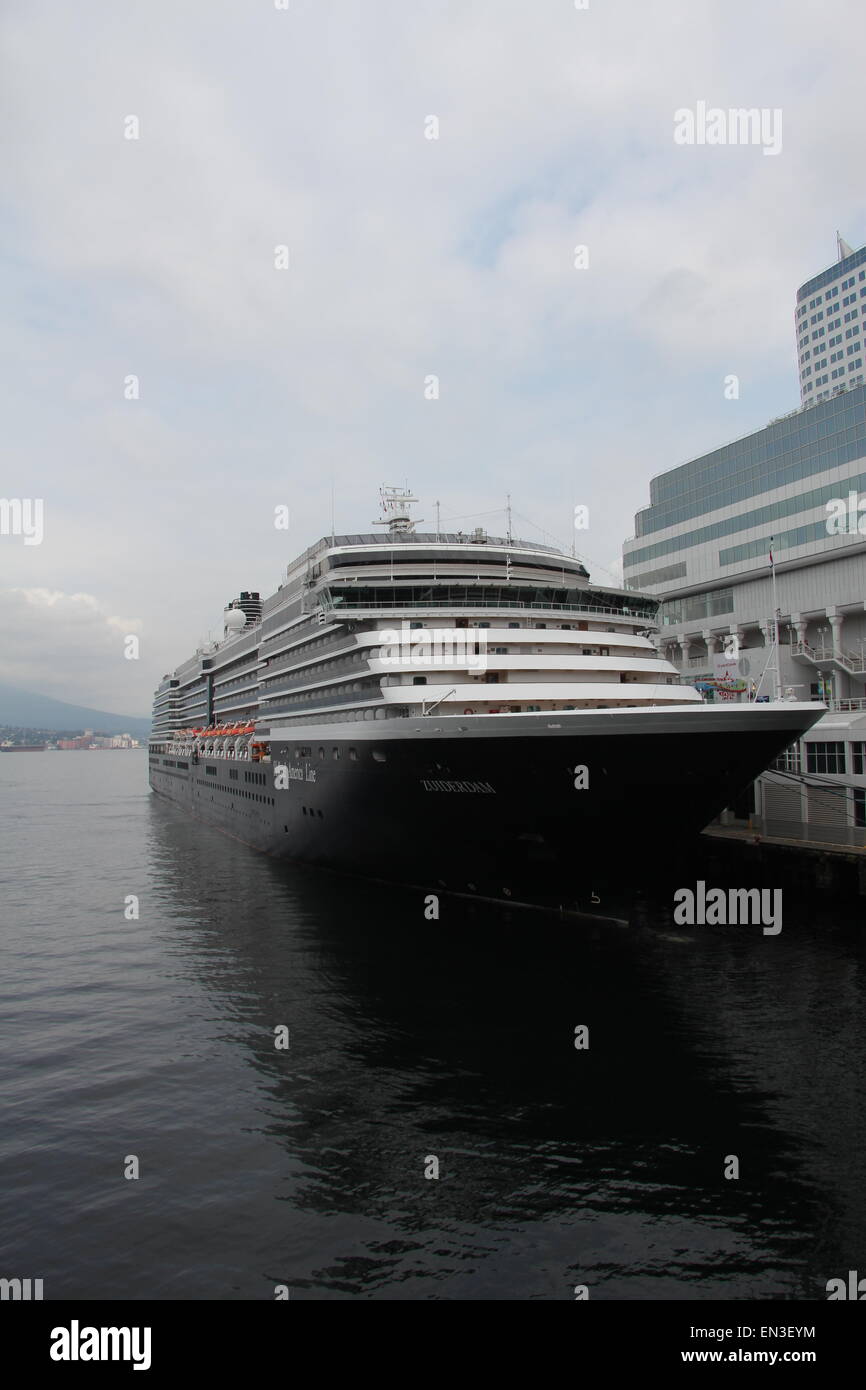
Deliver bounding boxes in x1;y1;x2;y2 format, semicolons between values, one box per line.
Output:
1;756;864;1300
138;797;865;1300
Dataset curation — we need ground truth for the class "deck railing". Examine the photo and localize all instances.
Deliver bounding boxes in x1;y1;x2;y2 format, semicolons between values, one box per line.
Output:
323;598;653;620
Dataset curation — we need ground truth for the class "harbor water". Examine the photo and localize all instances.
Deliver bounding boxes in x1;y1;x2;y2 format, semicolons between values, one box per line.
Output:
1;751;864;1300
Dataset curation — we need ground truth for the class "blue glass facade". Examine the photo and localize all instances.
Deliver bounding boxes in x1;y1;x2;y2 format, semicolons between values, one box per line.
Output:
633;385;866;540
657;588;734;625
718;520;832;567
625;459;866;570
796;245;866;302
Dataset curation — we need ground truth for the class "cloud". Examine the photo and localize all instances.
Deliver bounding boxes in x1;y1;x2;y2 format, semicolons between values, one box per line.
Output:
1;0;865;707
0;589;144;712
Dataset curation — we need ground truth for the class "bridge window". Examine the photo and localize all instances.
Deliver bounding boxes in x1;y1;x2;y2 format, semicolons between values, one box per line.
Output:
806;741;846;774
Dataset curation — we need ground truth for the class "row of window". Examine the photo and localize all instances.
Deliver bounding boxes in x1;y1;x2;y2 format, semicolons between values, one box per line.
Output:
263;619;618;699
657;588;734;626
804;336;862;371
718;518;837;566
278;707;397;726
799;287;866;345
799;254;866;302
263;615;604;689
625;560;687;588
324;583;653;620
625;465;866;570
799;270;866;315
264;647;367;685
291;744;385;762
808;358;862;388
262;625;345;671
802;740;866;775
639;395;866;533
195;775;274;805
805;376;864;402
263;679;378;708
213;666;260;695
261;653;378;697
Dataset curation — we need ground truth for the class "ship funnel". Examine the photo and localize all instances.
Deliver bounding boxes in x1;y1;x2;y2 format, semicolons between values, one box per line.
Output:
223;592;262;636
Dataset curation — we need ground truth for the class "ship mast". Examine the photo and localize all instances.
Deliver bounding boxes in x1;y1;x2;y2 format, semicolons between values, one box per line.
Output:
373;485;422;535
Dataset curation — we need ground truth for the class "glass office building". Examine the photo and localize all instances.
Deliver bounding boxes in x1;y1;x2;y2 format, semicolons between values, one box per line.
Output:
796;239;866;408
626;382;866;631
622;263;866;843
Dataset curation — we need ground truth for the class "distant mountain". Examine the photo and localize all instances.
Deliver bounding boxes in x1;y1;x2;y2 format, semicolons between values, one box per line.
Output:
0;683;151;737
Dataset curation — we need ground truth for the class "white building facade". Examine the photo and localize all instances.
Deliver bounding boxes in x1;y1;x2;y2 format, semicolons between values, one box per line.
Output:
797;238;866;408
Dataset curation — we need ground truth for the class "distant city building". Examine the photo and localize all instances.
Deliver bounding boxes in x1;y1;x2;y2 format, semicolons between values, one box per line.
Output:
797;233;866;408
56;732;139;749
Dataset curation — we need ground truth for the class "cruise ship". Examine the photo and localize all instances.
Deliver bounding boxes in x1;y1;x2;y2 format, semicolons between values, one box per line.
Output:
149;488;824;909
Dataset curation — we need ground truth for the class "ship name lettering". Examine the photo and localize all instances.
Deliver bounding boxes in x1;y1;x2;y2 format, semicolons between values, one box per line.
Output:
420;779;495;793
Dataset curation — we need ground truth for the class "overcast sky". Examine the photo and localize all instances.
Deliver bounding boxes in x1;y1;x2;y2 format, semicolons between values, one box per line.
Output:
2;0;864;716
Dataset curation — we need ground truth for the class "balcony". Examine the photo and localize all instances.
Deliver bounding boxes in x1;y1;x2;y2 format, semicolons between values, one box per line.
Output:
323;597;653;620
791;641;866;679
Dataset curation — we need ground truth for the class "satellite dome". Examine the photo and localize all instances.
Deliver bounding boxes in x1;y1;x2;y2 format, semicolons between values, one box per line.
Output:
224;608;246;632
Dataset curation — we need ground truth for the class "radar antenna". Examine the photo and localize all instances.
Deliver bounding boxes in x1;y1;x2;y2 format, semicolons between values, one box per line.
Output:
373;485;423;535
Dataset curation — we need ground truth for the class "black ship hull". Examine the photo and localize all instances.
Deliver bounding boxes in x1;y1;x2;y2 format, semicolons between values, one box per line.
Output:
149;703;823;913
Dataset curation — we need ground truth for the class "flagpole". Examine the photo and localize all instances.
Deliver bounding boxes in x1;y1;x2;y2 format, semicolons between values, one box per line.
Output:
769;536;781;701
